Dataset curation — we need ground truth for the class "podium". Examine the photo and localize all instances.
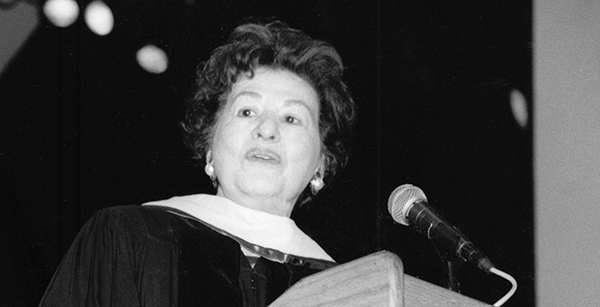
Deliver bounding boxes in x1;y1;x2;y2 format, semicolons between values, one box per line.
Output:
269;251;492;307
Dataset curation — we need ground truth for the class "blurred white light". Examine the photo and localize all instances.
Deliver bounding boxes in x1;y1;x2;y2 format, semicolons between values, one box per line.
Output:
43;0;79;28
84;1;114;36
510;89;529;128
136;45;169;74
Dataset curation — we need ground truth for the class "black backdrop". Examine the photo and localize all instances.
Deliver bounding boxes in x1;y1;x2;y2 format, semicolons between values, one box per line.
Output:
0;1;533;306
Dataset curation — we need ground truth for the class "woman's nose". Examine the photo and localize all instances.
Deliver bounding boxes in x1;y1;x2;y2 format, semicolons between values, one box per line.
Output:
252;115;280;141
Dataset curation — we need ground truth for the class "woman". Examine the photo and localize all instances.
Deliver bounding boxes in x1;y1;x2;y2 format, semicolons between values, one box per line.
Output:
40;20;356;307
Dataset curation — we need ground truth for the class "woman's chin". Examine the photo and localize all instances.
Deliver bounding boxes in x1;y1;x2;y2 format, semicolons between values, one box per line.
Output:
235;176;284;197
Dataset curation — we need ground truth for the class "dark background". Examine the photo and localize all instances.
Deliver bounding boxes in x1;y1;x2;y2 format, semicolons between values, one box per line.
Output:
0;0;533;306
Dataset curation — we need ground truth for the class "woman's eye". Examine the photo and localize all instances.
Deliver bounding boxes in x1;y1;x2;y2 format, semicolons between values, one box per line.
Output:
284;116;300;124
238;109;255;117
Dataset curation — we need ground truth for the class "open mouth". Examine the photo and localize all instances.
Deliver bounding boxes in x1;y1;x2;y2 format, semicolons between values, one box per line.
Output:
246;148;281;164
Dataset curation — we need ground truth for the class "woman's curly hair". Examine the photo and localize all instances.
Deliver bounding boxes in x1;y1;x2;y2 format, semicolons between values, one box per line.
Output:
181;20;356;203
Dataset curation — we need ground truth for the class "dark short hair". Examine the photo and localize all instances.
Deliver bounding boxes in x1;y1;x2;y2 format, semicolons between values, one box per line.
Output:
181;20;356;203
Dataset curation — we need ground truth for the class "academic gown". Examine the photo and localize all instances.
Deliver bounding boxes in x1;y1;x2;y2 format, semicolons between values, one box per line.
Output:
39;205;334;307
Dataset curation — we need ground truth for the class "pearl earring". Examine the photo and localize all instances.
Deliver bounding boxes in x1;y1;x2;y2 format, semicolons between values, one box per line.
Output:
204;162;215;180
310;171;325;195
205;151;217;187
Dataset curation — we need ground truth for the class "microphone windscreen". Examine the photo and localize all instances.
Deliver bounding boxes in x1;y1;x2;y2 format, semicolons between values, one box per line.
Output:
387;184;427;226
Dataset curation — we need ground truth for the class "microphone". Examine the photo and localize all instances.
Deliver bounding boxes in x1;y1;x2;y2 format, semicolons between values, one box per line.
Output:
387;184;494;272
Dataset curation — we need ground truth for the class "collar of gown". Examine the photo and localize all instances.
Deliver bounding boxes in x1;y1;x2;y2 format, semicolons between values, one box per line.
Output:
142;194;334;262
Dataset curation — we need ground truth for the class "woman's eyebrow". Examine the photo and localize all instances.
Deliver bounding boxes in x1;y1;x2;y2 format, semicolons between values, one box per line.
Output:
284;99;309;108
285;99;318;120
232;91;261;102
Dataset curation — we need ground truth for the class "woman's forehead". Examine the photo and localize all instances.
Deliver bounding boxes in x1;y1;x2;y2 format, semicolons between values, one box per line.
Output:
228;68;319;108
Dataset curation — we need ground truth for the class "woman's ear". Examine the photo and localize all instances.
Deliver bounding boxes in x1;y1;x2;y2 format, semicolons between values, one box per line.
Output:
318;155;327;178
205;150;213;165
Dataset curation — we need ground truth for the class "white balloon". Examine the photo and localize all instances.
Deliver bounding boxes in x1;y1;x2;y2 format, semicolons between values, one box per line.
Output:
84;1;114;36
510;89;529;128
136;45;169;74
43;0;80;28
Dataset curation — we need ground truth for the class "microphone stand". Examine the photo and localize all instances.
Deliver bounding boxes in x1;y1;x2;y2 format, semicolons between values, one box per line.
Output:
444;259;462;292
432;241;463;293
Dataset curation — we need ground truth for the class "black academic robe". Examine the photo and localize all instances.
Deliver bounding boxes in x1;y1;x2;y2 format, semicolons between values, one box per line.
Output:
39;205;329;307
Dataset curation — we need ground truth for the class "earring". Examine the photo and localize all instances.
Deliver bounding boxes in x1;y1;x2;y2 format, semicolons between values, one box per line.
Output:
205;151;217;187
310;171;325;195
204;162;215;178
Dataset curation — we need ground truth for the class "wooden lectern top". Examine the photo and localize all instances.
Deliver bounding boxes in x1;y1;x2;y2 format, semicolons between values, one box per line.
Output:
269;251;492;307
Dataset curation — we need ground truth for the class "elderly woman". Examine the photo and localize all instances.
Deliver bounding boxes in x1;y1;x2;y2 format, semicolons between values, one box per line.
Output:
40;20;356;306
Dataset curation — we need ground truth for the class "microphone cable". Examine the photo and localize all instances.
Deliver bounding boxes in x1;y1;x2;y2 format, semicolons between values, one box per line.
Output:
489;267;518;306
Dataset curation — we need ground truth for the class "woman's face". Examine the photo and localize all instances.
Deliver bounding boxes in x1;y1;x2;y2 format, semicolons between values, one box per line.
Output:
210;67;323;216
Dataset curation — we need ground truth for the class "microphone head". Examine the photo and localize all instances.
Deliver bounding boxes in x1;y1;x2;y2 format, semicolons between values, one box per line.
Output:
387;184;427;226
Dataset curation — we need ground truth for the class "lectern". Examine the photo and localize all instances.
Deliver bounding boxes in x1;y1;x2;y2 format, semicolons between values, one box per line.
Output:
269;251;492;307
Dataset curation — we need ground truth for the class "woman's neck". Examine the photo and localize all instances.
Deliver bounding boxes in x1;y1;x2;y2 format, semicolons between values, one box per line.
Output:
216;188;294;217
